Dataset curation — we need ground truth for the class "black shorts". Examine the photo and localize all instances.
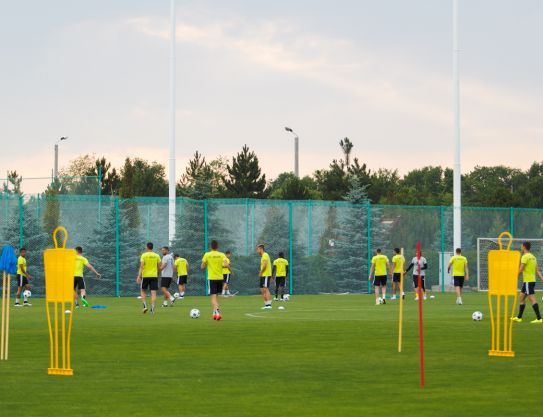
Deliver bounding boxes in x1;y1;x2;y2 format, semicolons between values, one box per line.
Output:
275;277;286;287
141;278;158;291
17;275;28;287
223;274;231;285
161;277;172;288
373;275;387;287
454;276;465;288
412;276;426;288
177;275;187;285
74;276;86;290
208;280;222;295
392;273;402;283
521;282;536;295
259;276;271;288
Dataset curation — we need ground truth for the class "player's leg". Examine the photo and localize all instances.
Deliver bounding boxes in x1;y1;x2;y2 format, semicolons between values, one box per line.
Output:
15;275;23;306
209;280;221;320
177;276;186;299
526;284;542;323
413;276;419;301
150;284;157;314
274;278;280;301
73;278;80;307
373;278;380;305
513;287;527;321
454;277;464;305
381;278;387;303
140;279;148;313
278;277;285;300
260;277;272;309
421;277;427;300
23;282;32;306
161;278;173;307
79;278;89;307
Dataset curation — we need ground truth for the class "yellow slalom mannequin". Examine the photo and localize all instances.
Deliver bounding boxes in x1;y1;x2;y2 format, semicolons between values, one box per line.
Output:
43;227;77;375
488;232;520;358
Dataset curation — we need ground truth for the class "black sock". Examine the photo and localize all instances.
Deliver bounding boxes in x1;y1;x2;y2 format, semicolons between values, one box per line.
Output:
533;303;541;320
518;304;526;318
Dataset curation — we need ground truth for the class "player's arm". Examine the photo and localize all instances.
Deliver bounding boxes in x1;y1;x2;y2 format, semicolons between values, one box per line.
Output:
421;260;428;270
136;260;144;283
405;261;414;274
186;261;190;274
20;263;31;280
518;262;525;276
447;259;452;274
260;259;268;276
86;262;101;278
387;261;392;277
201;260;207;270
286;265;289;276
369;263;375;278
464;261;469;281
537;266;543;283
272;264;277;278
158;259;166;272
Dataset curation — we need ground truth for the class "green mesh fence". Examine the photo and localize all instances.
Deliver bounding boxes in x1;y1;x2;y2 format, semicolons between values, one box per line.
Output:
1;193;543;297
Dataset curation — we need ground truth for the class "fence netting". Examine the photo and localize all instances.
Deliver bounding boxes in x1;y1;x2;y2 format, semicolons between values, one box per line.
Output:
1;194;542;297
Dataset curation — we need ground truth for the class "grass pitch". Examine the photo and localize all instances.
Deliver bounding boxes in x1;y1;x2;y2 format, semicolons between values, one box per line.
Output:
1;292;542;417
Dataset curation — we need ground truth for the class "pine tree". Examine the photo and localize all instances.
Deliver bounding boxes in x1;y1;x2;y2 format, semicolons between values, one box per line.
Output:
225;145;266;198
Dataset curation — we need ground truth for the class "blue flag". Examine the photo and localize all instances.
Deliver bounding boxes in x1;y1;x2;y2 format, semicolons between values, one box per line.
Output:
0;245;17;274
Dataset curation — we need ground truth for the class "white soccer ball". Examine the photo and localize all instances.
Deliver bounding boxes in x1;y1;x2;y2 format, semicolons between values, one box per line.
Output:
283;294;290;301
472;311;483;321
23;290;31;298
190;308;200;319
278;306;285;310
328;239;335;247
173;292;180;299
378;297;383;305
65;310;71;315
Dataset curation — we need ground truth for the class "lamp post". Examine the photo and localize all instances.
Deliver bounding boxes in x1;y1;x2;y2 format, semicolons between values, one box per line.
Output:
452;0;461;250
54;136;68;179
284;127;299;178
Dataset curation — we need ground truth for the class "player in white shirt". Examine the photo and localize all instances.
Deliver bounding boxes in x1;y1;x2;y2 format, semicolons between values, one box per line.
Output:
160;246;176;307
405;252;428;301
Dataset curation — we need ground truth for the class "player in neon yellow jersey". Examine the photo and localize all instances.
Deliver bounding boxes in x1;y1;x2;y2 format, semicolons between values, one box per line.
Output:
512;242;543;324
448;248;469;305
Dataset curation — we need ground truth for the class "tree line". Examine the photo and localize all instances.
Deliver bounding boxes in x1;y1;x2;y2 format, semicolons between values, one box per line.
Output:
4;138;543;208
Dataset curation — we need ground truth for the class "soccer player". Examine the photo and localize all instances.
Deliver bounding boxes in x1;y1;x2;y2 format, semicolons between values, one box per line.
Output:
221;250;232;297
74;246;101;308
391;248;405;300
405;251;428;301
136;242;161;314
512;242;543;324
448;248;469;305
272;252;289;301
160;246;175;307
15;247;32;307
201;240;229;320
369;248;391;305
256;244;273;309
174;254;188;299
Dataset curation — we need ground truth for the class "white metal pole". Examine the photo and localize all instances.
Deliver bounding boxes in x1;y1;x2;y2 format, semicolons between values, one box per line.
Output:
453;0;461;250
54;144;59;178
294;136;299;178
168;0;177;244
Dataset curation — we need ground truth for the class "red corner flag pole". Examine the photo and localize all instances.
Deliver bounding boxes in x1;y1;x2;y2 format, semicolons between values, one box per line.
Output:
416;241;425;388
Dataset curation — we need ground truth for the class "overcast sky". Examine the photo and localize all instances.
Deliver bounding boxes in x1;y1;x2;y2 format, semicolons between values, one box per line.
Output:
1;0;542;192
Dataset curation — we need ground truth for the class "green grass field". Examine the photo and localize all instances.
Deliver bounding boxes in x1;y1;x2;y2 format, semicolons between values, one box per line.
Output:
1;292;542;417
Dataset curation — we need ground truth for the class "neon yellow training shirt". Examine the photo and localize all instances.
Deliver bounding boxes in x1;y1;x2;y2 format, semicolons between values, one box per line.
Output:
202;251;227;280
371;254;389;276
174;258;188;276
140;252;161;278
273;258;289;277
449;255;468;277
391;254;405;273
74;255;89;277
17;256;26;276
222;258;231;275
260;252;272;277
521;253;537;283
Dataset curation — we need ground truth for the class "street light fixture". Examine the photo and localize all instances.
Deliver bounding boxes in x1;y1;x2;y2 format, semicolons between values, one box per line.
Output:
284;127;299;178
54;136;68;179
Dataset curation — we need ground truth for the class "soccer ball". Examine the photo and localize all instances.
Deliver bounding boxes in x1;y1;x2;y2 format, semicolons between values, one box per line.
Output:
378;297;383;305
173;292;180;299
328;239;335;247
190;309;200;319
283;294;290;301
23;290;31;298
278;306;285;310
472;311;483;321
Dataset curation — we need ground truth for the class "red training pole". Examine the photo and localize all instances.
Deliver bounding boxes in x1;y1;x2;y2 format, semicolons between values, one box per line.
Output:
416;241;425;388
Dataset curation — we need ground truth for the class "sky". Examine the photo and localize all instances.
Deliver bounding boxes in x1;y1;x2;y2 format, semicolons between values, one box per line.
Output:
1;0;542;193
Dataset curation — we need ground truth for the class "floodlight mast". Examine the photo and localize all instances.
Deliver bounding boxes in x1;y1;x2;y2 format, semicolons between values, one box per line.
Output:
168;0;176;245
54;136;68;179
284;127;299;178
453;0;461;250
